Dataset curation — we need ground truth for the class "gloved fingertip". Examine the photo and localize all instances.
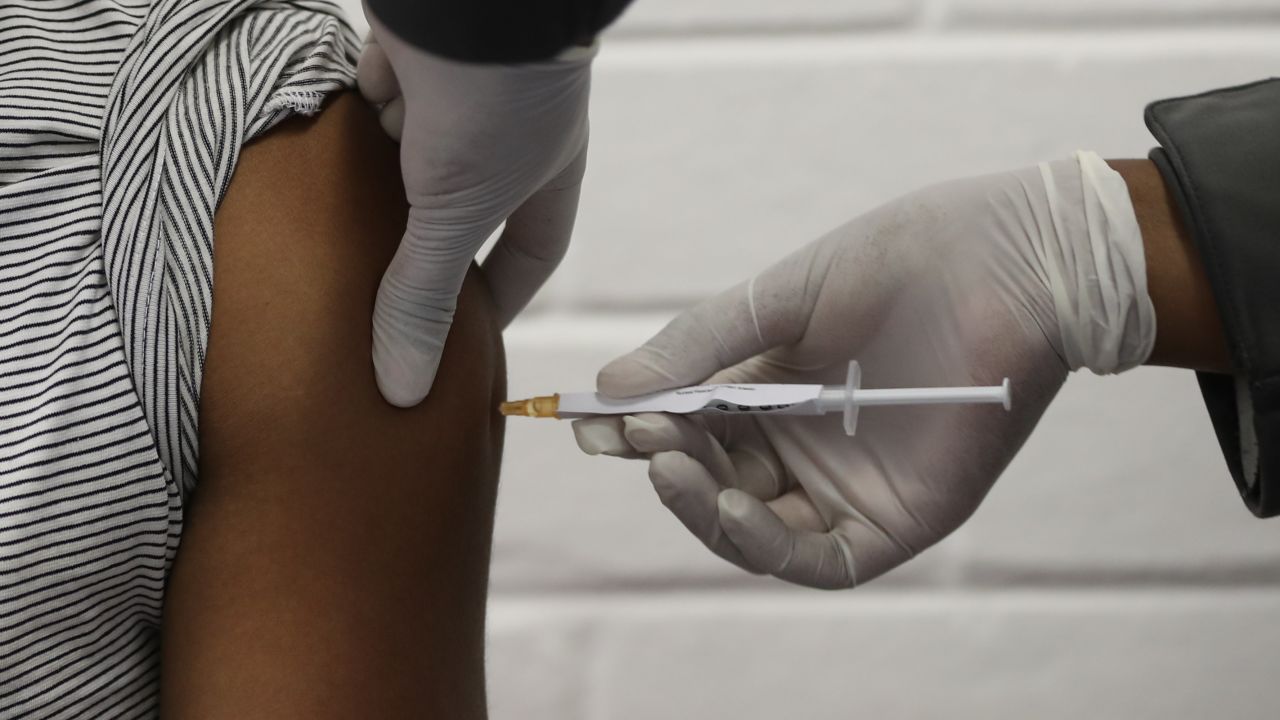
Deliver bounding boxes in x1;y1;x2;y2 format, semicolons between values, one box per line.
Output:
597;354;681;398
373;360;433;408
620;413;681;452
595;360;636;397
647;450;697;496
648;448;686;476
378;96;405;142
355;41;399;104
371;326;441;409
572;417;631;456
728;447;785;501
649;451;724;531
717;489;792;573
717;488;756;520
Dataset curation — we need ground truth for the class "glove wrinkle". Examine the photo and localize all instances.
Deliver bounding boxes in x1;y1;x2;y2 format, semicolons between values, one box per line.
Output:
1036;151;1155;374
848;499;916;563
863;446;935;549
831;530;858;588
746;276;766;348
727;446;786;500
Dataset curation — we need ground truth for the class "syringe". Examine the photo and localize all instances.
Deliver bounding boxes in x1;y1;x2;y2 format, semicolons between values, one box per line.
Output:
500;361;1011;436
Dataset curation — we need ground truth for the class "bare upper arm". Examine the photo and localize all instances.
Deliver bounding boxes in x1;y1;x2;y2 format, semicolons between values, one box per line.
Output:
160;91;504;719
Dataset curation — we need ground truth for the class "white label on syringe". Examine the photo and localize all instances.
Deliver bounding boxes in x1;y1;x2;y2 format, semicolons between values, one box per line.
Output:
555;384;826;418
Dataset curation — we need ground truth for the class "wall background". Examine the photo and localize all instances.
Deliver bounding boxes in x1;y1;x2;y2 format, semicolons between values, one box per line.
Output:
337;1;1280;717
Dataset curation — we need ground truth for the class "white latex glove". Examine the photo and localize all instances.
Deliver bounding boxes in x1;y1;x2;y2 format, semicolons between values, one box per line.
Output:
358;0;594;406
573;152;1156;589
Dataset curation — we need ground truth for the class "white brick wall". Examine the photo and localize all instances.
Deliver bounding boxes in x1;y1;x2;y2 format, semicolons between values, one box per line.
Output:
333;1;1280;716
947;0;1280;26
555;34;1280;308
489;591;1280;720
610;0;916;35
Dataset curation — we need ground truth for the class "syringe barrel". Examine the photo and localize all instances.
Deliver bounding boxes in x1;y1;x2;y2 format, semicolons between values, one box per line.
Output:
854;386;1008;406
817;382;1010;411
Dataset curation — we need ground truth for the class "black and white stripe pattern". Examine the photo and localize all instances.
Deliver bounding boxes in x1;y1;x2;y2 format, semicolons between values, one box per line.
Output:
1;2;358;715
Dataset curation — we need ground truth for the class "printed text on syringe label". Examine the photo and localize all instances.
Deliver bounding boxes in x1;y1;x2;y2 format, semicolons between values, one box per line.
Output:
554;383;828;417
699;402;800;413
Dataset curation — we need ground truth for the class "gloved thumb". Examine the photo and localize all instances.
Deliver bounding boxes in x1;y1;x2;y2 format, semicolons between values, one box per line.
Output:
597;241;829;397
595;282;761;396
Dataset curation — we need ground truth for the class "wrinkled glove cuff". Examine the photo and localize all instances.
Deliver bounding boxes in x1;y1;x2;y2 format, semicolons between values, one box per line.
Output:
1036;151;1156;375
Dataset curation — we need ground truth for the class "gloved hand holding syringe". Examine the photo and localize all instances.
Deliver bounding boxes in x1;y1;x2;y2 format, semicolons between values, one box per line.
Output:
545;152;1154;591
502;361;1011;437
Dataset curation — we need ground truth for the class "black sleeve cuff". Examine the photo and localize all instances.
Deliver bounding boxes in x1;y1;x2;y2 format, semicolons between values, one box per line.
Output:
1145;78;1280;517
365;0;633;63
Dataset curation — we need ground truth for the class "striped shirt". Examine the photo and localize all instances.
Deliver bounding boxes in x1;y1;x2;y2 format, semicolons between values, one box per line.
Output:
0;1;358;715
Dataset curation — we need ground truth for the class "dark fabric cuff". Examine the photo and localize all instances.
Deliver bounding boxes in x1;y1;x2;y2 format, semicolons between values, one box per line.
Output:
365;0;632;63
1145;78;1280;517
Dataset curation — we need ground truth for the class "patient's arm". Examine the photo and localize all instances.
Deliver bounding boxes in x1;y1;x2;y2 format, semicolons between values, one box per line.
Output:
160;92;504;719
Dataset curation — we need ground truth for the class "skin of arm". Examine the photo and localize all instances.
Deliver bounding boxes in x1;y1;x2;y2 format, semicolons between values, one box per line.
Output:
159;92;504;719
1109;159;1230;374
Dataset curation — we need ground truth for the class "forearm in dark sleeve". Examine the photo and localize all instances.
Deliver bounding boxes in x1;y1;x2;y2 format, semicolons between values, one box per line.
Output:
365;0;635;62
1144;78;1280;518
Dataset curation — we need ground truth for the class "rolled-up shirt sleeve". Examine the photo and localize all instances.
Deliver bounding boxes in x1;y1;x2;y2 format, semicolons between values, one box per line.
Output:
1145;78;1280;518
364;0;634;62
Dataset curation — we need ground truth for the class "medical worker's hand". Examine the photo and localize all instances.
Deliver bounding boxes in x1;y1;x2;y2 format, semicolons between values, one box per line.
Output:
572;152;1156;589
358;1;593;406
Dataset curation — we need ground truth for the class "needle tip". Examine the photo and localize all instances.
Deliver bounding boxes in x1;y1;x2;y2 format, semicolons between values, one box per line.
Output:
499;400;527;416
